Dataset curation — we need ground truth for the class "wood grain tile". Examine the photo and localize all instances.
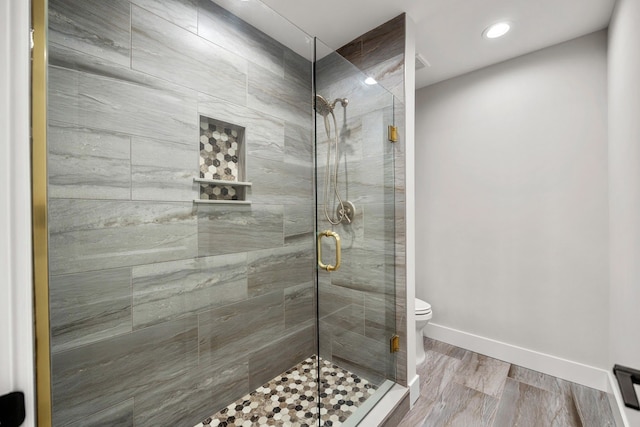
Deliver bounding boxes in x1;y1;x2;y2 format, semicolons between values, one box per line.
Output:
398;351;462;427
424;336;468;360
133;359;249;427
493;378;581;427
332;327;391;380
318;282;365;320
248;62;311;125
402;339;618;427
48;66;197;143
284;121;313;165
363;202;397;253
52;317;198;426
244;156;287;204
508;364;571;395
248;244;314;297
330;247;394;295
323;303;365;336
284;49;312;89
284;282;315;330
131;136;197;202
198;291;285;370
197;204;284;257
453;351;510;398
278;158;314;206
49;0;130;67
359;14;405;71
131;5;247;104
422;381;498;427
50;268;132;353
571;383;616;427
364;291;395;342
48;123;131;200
67;398;133;427
284;203;314;242
197;0;285;77
131;0;198;33
248;324;315;390
49;200;197;275
132;253;248;329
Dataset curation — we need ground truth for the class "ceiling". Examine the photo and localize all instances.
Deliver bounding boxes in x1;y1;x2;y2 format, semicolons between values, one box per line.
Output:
261;0;617;89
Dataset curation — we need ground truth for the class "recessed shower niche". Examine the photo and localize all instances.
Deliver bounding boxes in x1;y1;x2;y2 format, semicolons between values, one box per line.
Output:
194;115;251;204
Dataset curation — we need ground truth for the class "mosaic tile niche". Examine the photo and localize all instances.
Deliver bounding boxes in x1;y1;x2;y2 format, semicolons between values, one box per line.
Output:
198;115;248;202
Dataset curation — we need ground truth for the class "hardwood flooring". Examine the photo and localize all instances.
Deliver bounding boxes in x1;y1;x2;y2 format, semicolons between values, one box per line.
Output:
398;337;616;427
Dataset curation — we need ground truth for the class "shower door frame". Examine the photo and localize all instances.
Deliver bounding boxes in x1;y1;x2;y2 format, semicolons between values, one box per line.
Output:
31;0;53;425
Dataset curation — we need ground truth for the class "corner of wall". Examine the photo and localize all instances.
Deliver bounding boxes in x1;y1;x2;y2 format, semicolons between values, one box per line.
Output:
607;0;640;424
404;13;417;390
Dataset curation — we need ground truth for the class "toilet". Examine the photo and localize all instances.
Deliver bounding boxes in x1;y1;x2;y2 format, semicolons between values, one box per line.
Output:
415;298;432;364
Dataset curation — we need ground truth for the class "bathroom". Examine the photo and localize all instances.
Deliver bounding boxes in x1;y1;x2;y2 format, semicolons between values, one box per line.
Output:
1;0;640;426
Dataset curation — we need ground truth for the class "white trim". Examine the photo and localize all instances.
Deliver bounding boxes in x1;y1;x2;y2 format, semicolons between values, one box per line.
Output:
606;372;630;427
404;13;417;390
425;323;609;391
0;0;13;395
408;374;420;406
0;0;35;425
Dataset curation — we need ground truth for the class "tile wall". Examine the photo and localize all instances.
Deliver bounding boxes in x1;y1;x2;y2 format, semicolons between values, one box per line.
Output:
47;0;314;425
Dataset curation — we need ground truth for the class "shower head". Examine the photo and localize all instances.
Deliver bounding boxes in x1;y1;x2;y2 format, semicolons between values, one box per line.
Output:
315;95;349;117
315;94;333;117
315;94;349;140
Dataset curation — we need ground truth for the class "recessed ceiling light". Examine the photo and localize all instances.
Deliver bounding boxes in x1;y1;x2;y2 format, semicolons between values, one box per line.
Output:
483;22;511;39
364;77;377;85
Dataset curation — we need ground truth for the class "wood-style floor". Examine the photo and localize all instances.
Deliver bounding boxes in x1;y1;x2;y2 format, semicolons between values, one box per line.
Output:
398;337;617;427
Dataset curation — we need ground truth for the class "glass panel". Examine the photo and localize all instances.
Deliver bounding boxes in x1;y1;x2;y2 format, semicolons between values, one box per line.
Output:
314;38;397;426
46;0;319;425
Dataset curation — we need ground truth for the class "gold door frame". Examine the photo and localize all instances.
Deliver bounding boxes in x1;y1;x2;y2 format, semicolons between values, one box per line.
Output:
31;0;52;425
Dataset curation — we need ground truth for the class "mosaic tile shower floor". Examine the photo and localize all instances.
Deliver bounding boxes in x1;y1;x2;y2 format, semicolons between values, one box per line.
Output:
195;356;378;427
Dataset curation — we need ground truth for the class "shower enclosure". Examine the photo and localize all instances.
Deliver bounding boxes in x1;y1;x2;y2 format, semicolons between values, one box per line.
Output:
36;0;401;425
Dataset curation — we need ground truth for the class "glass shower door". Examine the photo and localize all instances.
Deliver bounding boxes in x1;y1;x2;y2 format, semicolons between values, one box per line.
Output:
314;39;397;426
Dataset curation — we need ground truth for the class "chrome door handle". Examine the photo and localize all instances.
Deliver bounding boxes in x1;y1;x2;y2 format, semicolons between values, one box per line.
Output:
317;230;341;272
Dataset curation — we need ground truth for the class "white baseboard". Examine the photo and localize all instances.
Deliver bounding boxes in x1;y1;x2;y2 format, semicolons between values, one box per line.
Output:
425;323;609;391
606;372;630;427
409;374;420;406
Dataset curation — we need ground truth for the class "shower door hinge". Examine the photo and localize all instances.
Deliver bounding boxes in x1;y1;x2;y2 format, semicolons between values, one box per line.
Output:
388;125;398;143
390;335;400;353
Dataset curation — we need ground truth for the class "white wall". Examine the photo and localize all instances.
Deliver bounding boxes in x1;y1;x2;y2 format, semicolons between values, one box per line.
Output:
415;31;609;369
608;0;640;424
0;0;35;424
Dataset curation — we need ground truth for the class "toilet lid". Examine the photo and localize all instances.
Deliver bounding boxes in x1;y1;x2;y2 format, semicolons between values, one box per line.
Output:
416;299;431;314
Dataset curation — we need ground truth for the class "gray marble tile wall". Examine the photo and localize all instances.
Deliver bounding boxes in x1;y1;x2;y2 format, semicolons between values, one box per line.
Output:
316;14;408;386
47;0;314;425
336;14;406;103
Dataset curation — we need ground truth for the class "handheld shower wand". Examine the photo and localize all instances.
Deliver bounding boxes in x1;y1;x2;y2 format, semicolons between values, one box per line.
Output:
315;94;353;225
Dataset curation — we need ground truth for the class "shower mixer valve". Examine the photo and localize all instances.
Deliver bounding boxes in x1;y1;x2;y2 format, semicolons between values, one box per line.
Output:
337;201;356;224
